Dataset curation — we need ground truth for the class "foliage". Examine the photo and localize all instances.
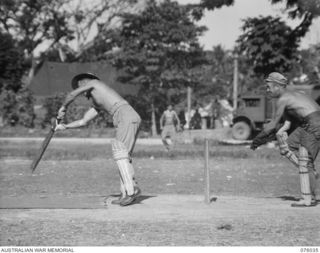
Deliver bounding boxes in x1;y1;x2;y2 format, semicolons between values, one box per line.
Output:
235;0;320;87
270;0;320;18
0;0;74;56
237;16;308;77
41;93;112;128
269;0;319;46
0;32;26;91
77;28;122;62
188;0;234;20
0;88;35;127
196;46;234;99
114;0;208;111
39;45;78;63
42;93;65;126
289;45;320;83
0;31;34;127
66;0;140;58
0;0;76;88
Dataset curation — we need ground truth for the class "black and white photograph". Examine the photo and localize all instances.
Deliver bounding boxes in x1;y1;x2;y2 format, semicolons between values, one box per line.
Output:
0;0;320;250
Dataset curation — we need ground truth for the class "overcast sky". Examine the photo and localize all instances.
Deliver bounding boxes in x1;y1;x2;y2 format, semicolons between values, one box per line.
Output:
178;0;320;50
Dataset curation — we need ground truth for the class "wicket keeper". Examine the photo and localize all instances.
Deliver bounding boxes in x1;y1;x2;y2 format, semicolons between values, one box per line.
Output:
55;73;141;206
251;72;320;207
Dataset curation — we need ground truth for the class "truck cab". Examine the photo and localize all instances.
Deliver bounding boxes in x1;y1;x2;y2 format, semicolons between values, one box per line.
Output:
231;84;320;140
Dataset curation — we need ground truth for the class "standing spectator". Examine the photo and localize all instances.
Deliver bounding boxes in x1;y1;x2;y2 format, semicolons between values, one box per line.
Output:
219;97;234;127
211;96;222;128
190;105;202;129
178;109;186;130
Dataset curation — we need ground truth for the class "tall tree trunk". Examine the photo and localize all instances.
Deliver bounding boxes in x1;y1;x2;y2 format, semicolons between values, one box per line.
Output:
151;103;157;137
25;57;37;87
187;86;192;129
233;52;238;110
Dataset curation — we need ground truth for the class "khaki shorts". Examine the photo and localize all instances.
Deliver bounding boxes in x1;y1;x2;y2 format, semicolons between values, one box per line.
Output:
161;125;176;139
113;104;141;154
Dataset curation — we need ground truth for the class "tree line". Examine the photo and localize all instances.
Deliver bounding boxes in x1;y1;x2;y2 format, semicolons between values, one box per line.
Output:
0;0;319;129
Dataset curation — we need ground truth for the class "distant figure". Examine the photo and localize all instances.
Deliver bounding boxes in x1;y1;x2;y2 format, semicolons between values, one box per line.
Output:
211;96;222;128
219;97;233;127
190;107;202;129
160;104;180;151
178;109;186;130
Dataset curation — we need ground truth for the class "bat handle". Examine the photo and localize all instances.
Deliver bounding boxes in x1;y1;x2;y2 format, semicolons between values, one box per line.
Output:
52;117;62;130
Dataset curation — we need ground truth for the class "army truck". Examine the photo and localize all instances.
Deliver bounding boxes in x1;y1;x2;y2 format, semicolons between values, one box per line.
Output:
231;84;320;140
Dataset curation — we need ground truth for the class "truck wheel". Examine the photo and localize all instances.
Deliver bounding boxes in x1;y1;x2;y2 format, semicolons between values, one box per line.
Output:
232;121;251;140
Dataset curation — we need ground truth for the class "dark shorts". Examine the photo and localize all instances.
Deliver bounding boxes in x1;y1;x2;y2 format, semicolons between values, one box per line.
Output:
287;111;320;161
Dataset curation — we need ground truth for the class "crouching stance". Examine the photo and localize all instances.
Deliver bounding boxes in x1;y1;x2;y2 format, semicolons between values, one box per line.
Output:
276;120;319;206
55;73;141;206
251;72;320;207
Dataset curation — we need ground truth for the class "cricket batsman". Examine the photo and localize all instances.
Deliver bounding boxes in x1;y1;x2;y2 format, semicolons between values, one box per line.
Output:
160;104;180;151
251;72;320;207
55;73;141;206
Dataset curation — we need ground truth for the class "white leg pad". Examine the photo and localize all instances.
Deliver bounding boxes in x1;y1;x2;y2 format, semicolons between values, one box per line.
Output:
276;132;299;167
298;145;312;204
119;178;126;197
112;140;134;196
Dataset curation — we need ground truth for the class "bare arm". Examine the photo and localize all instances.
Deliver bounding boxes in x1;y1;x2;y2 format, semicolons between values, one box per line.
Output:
263;97;287;134
57;83;95;120
276;120;291;135
160;113;164;129
173;111;180;127
61;83;95;109
250;97;287;150
64;108;98;129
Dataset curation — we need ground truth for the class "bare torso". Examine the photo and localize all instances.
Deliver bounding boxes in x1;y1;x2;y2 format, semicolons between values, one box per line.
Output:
279;90;320;121
264;90;319;132
88;80;125;113
162;110;177;125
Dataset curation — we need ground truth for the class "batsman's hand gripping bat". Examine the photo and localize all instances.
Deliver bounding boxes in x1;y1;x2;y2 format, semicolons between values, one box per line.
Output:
30;118;61;173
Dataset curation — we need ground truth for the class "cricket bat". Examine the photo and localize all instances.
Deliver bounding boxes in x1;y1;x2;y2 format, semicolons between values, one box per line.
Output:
30;118;60;173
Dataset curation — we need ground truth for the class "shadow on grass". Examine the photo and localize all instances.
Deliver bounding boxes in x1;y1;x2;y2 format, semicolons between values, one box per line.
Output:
135;195;157;204
107;194;157;205
277;196;300;202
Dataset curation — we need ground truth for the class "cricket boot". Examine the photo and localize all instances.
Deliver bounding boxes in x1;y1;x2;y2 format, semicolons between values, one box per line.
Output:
119;186;142;207
112;187;141;205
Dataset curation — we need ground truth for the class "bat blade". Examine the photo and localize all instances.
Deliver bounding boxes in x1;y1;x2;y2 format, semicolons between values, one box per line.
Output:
30;125;56;173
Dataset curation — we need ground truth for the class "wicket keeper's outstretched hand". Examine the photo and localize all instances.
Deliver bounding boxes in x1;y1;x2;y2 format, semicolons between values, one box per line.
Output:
250;129;276;150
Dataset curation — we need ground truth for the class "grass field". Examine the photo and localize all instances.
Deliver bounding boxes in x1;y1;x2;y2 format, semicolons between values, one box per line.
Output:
1;139;319;246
